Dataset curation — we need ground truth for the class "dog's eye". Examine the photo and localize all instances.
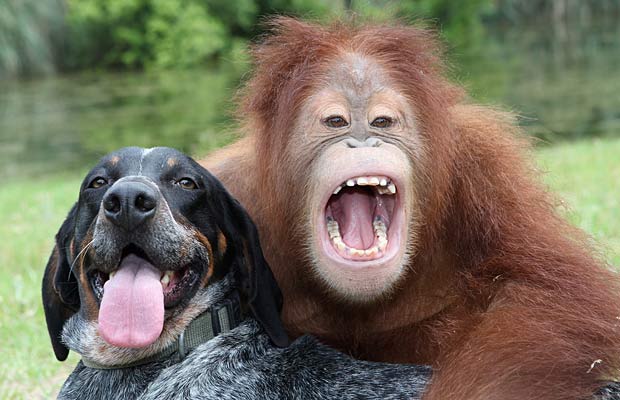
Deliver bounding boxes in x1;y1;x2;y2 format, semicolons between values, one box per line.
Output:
370;116;394;128
176;178;197;190
89;177;108;189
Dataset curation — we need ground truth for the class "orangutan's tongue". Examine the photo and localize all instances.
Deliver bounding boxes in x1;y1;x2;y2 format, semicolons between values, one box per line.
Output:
335;189;375;249
98;254;164;348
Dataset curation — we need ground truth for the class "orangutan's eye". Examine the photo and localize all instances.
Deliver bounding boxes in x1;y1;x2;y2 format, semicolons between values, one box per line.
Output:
370;116;394;128
323;115;349;128
176;178;197;190
88;177;108;189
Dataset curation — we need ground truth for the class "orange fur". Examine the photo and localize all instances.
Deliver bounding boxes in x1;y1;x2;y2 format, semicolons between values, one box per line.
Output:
201;18;620;399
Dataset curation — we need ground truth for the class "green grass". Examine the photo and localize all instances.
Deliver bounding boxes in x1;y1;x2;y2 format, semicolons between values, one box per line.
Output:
0;174;82;399
0;138;618;398
537;138;620;266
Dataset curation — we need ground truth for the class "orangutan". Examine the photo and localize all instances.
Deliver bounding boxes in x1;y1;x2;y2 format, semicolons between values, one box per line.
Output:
201;18;620;400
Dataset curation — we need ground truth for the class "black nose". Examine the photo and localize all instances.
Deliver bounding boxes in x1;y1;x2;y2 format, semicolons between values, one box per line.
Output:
103;181;158;231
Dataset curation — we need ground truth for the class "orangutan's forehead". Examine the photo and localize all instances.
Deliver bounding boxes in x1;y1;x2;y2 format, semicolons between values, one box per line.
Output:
325;53;392;99
304;53;411;119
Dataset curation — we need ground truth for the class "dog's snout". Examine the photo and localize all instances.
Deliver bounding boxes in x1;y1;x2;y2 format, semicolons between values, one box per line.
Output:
103;181;158;231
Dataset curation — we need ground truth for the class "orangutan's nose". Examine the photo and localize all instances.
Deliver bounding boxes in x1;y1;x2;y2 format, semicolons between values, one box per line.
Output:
344;137;383;148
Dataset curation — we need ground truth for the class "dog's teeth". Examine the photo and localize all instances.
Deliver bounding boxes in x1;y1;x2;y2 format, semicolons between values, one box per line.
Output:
346;179;355;187
161;271;172;286
333;186;342;195
380;178;387;186
356;177;369;186
387;183;396;194
368;177;380;186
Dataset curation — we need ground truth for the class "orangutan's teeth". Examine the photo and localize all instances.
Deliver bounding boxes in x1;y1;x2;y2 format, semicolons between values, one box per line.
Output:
365;246;379;256
350;248;365;257
327;221;341;239
335;176;396;194
109;271;116;279
376;186;390;195
373;218;387;231
332;237;346;251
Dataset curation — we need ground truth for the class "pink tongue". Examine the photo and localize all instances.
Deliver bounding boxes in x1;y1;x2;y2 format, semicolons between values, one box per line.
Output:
332;190;375;249
98;254;164;348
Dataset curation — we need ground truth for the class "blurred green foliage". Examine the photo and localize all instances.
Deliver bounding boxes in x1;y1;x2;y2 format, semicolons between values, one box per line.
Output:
3;0;620;75
66;0;228;69
396;0;494;48
0;0;65;79
62;0;335;70
2;0;495;74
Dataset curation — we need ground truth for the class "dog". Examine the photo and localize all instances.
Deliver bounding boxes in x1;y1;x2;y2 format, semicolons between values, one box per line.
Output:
42;147;432;399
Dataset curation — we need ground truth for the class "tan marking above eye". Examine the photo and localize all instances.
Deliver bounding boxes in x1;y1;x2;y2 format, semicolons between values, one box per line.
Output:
167;158;177;167
109;156;120;166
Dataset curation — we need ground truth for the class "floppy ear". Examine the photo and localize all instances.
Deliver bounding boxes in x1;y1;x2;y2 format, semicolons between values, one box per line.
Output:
209;180;290;347
42;204;80;361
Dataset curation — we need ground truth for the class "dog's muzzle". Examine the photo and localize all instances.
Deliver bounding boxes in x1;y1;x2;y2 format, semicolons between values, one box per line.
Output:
103;178;159;232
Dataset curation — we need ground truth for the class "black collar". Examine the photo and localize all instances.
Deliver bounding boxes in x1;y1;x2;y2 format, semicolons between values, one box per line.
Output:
82;291;243;370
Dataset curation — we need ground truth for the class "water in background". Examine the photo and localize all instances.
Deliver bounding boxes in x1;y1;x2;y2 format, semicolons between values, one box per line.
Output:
457;18;620;143
0;67;240;179
1;22;619;180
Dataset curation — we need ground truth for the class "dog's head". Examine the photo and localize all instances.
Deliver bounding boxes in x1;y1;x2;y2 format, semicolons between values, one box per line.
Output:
42;147;288;361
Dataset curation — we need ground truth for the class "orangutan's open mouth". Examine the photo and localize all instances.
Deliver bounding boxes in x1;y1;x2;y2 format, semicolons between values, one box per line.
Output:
325;175;398;261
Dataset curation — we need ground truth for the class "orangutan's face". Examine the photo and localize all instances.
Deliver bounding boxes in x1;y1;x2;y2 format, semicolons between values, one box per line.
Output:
296;54;425;301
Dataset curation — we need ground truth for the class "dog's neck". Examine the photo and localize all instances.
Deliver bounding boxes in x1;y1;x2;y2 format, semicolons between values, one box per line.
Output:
62;274;243;369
